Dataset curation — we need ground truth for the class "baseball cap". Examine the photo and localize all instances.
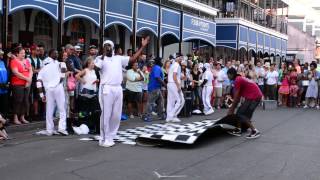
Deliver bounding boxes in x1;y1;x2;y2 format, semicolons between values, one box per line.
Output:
74;45;82;52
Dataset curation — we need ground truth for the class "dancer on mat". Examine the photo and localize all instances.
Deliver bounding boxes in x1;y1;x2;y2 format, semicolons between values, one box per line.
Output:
166;53;185;123
226;68;262;139
201;63;214;115
36;49;68;136
95;37;150;148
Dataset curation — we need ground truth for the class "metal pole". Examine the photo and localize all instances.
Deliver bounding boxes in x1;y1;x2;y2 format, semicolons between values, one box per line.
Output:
2;0;8;50
275;0;278;31
132;0;137;51
57;0;64;50
99;0;105;51
157;0;161;57
179;11;183;53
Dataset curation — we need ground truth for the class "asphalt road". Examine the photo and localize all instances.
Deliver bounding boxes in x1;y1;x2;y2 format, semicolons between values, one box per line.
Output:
1;108;320;180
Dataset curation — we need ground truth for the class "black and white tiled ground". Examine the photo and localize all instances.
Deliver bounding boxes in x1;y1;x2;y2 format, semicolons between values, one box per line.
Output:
80;119;236;145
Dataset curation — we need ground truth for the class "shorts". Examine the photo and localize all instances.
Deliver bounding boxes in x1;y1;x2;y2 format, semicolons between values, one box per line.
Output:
223;85;232;95
126;90;142;103
214;87;223;98
236;99;260;122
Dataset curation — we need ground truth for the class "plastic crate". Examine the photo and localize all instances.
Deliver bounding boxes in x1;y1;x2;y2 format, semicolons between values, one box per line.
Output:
262;100;277;110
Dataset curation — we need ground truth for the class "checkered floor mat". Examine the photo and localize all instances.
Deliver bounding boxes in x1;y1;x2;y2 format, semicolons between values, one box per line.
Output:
79;119;235;145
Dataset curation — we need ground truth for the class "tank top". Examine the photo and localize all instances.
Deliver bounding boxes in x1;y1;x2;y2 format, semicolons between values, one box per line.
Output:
82;69;97;91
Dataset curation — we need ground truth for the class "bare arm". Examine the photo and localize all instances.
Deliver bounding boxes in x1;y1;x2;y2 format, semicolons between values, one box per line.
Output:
129;36;150;63
75;69;87;83
228;89;241;115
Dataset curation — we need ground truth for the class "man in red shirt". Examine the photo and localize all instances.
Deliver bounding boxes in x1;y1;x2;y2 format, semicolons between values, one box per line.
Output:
227;68;262;139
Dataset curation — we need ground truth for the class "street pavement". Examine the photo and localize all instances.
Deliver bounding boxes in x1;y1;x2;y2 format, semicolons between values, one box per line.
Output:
1;107;320;180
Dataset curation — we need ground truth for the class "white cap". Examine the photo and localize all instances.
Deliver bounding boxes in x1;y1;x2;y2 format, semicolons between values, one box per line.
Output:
74;45;82;52
103;40;114;49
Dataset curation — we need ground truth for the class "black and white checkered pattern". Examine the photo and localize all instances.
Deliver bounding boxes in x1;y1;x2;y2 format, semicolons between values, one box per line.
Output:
82;119;230;145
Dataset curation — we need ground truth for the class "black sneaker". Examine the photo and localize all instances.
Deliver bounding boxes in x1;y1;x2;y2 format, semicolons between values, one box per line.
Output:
227;128;242;137
246;130;261;139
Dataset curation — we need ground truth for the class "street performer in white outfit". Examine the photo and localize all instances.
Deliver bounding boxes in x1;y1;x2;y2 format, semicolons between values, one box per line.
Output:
95;37;150;147
166;53;185;123
201;63;214;115
36;49;68;136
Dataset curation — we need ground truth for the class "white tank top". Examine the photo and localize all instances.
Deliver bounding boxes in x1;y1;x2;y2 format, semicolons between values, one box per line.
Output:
82;69;97;91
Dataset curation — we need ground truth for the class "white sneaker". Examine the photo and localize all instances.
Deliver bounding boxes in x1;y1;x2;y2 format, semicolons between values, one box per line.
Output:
58;129;69;136
171;118;181;123
151;112;158;116
316;105;320;109
35;130;53;136
166;118;181;123
99;140;115;148
52;130;60;135
304;105;308;109
129;114;134;119
204;108;214;115
192;109;202;114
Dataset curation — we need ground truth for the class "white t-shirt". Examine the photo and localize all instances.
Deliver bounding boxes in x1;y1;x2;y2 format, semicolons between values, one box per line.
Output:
82;69;97;91
95;55;130;86
202;69;213;86
214;70;224;88
168;62;181;84
255;67;266;86
266;70;279;85
38;58;65;89
126;69;144;92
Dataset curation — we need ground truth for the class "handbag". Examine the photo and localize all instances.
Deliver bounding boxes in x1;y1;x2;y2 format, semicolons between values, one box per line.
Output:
67;74;76;91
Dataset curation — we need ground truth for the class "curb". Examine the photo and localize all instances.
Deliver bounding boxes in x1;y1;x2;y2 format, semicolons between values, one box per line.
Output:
6;121;46;134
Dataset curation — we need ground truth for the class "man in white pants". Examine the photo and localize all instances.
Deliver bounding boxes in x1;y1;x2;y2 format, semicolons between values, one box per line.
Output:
202;63;214;115
95;37;150;148
166;53;185;123
36;49;68;136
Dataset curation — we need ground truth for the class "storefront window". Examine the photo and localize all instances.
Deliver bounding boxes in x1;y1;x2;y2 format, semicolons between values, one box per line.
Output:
34;12;53;48
70;19;86;46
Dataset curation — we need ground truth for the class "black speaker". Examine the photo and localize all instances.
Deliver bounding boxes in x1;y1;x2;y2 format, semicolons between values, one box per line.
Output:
178;91;193;117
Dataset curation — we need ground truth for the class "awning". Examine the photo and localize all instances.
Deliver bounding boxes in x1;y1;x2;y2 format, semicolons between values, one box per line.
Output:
264;34;270;54
248;28;257;52
182;13;216;46
216;24;238;50
64;0;100;26
136;1;159;36
8;0;59;20
105;0;133;32
270;36;277;55
238;25;248;50
160;8;180;40
257;31;264;53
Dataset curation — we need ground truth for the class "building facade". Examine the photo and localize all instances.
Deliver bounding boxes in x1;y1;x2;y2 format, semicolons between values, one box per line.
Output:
0;0;288;62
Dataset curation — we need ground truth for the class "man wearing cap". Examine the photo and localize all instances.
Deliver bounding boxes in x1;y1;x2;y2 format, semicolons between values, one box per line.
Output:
166;53;185;123
65;44;82;74
95;37;150;148
142;57;166;122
